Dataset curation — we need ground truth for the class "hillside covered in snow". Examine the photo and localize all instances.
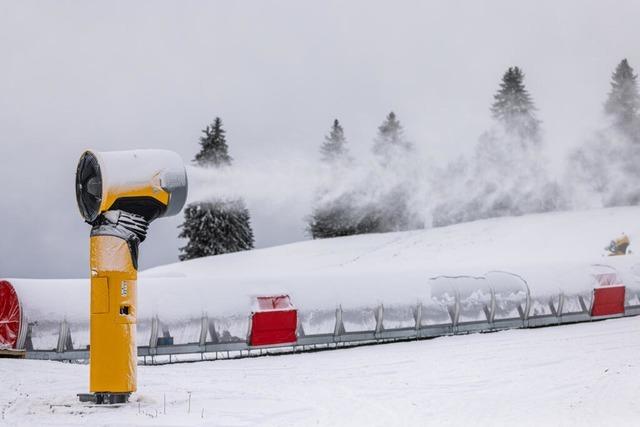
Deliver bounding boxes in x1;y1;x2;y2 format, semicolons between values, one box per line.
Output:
139;206;640;314
7;206;640;349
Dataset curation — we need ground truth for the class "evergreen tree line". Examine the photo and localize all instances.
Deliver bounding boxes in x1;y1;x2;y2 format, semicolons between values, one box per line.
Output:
310;59;640;238
178;58;640;259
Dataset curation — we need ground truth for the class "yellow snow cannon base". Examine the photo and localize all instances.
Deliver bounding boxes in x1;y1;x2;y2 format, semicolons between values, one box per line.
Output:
89;234;138;394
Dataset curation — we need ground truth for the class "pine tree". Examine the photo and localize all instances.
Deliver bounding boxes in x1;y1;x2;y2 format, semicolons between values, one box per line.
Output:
364;112;418;232
194;117;232;167
372;111;412;156
178;200;254;260
309;195;357;239
309;120;355;239
320;119;349;163
433;66;564;227
604;59;640;140
309;194;386;238
490;67;540;141
566;59;640;208
179;117;254;260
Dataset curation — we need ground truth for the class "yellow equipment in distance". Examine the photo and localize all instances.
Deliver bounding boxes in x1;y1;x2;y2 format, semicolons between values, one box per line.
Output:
606;234;630;256
76;149;187;404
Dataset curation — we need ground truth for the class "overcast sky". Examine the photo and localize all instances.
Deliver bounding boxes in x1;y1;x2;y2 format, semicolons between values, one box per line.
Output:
1;0;639;278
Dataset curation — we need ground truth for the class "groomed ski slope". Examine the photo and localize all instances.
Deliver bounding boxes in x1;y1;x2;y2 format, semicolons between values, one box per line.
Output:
2;315;640;426
9;206;640;328
137;206;640;323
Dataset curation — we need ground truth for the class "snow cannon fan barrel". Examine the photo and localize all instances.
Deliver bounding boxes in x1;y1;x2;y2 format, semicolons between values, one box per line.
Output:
75;149;187;405
76;149;188;224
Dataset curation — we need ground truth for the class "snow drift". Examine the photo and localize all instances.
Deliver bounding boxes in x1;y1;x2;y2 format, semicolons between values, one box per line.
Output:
4;206;640;350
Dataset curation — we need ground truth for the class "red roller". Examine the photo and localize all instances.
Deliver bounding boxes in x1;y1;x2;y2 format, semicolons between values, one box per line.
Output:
0;280;21;349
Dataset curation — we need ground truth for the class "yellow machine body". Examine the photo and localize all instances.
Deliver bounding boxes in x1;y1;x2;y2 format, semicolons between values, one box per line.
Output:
89;235;138;393
75;149;188;403
100;180;170;215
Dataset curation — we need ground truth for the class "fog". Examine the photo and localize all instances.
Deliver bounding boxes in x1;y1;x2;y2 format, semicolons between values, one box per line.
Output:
1;0;639;278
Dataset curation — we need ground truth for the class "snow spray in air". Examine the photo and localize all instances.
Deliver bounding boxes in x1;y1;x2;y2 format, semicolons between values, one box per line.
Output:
183;124;578;237
184;147;435;235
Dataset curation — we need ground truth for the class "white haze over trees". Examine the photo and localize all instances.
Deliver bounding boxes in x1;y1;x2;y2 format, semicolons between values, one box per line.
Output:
192;60;640;240
308;113;424;238
567;59;640;208
432;67;564;227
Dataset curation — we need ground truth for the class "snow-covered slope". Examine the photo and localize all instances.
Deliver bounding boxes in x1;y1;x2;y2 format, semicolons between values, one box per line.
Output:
2;315;640;426
146;206;640;280
7;206;640;344
137;206;640;317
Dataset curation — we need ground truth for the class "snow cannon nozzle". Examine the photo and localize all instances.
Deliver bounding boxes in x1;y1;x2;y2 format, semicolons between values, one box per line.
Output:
75;149;188;224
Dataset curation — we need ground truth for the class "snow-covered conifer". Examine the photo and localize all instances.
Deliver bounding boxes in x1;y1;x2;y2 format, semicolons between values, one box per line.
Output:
433;67;563;226
320;119;350;163
604;59;640;141
490;67;540;142
194;117;232;167
179;200;254;260
365;112;418;232
372;111;412;157
567;59;640;207
309;120;357;238
179;118;254;260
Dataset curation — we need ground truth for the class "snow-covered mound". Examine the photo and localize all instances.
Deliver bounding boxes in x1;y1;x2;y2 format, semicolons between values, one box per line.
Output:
6;206;640;348
142;205;640;304
147;206;640;279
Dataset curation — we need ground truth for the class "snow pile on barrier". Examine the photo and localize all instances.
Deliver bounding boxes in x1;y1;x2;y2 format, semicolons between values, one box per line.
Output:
4;206;640;350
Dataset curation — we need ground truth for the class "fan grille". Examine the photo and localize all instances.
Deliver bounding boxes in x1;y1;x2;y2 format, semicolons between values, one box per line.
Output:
75;151;102;223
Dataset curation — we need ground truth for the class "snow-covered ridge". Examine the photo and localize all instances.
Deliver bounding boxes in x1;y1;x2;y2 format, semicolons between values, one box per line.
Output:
140;206;640;325
143;205;640;292
6;207;640;349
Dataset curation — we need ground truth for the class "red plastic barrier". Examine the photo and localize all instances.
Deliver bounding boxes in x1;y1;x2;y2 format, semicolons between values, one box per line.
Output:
0;280;21;349
591;286;625;317
250;295;297;346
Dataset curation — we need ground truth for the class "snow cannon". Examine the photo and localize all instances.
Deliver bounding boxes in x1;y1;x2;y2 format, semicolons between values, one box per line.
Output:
606;234;630;256
75;149;187;404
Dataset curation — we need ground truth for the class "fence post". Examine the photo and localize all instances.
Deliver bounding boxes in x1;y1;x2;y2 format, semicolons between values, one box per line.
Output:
334;305;345;339
296;315;306;338
374;304;384;336
483;288;496;324
413;303;422;332
549;298;558;317
56;319;70;353
16;310;28;350
447;291;460;330
199;315;208;347
208;318;219;344
578;295;589;313
149;315;159;354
